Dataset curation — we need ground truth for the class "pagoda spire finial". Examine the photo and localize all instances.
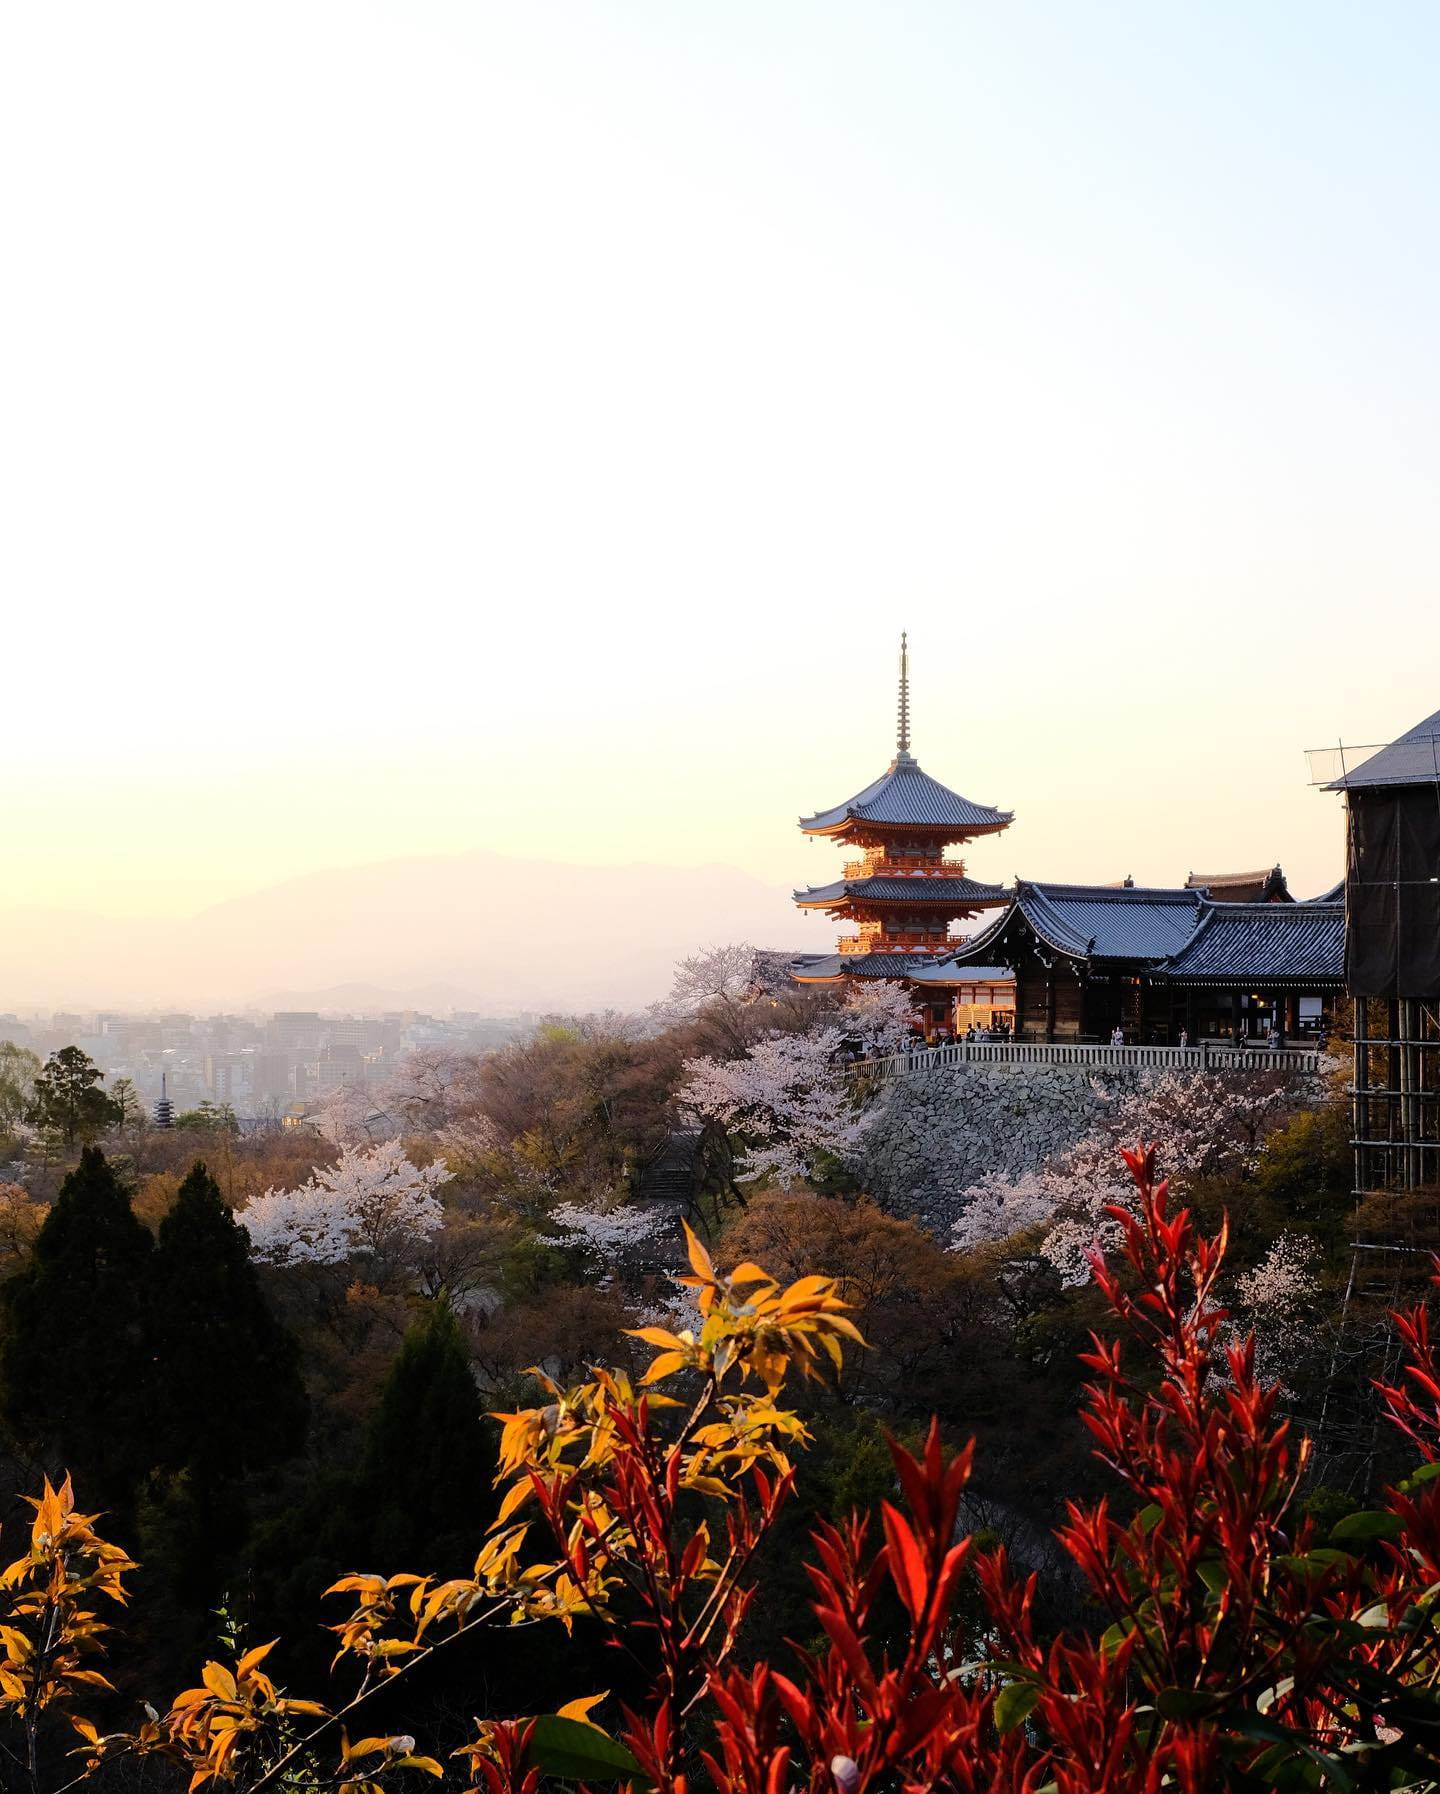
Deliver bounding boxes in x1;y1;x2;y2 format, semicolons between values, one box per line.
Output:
896;630;913;761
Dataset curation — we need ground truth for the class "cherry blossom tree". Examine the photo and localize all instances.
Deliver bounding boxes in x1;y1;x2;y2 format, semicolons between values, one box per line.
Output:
382;1049;489;1131
237;1140;451;1267
677;1027;859;1188
540;1199;669;1268
662;942;756;1018
311;1081;399;1146
1228;1230;1321;1390
838;978;918;1056
676;982;916;1188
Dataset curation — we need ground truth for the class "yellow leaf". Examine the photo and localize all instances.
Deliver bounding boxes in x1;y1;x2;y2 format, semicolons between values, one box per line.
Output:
234;1641;278;1680
682;1221;716;1284
624;1327;686;1352
394;1757;445;1776
782;1274;839;1300
557;1691;609;1730
493;1480;533;1527
639;1352;688;1385
201;1663;237;1702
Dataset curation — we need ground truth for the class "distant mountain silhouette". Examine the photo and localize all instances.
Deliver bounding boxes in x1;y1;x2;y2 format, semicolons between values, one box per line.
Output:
0;850;805;1012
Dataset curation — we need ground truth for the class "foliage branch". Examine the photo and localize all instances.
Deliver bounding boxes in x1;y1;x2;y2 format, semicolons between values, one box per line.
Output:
16;1149;1440;1791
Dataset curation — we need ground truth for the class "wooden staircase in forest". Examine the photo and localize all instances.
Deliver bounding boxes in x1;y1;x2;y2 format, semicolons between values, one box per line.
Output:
635;1131;702;1204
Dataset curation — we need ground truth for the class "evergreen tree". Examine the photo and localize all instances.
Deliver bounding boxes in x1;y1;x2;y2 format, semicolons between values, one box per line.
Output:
27;1046;120;1146
248;1298;498;1685
0;1147;157;1504
151;1161;308;1481
362;1298;497;1571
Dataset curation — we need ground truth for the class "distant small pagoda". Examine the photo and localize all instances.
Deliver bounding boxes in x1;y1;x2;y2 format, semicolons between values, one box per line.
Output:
790;634;1013;1019
153;1071;174;1130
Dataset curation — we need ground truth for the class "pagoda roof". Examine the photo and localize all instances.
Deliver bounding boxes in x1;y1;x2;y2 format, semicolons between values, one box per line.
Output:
950;881;1206;967
794;874;1008;909
788;953;1014;986
800;755;1013;836
1155;901;1344;988
1323;706;1440;791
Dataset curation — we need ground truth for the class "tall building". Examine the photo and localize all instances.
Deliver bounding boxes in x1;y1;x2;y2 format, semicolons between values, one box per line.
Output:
789;635;1014;1032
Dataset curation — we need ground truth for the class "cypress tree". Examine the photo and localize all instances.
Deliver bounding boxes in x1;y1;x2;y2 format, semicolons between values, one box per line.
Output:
0;1147;157;1506
361;1298;497;1572
247;1297;496;1686
150;1161;307;1482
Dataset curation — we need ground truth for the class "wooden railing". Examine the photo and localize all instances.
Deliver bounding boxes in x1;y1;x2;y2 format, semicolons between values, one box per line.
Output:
863;1041;1325;1078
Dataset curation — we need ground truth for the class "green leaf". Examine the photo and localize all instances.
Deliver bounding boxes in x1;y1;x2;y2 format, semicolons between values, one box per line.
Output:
1155;1687;1220;1720
994;1681;1041;1734
1197;1559;1228;1596
1330;1509;1403;1543
525;1716;646;1784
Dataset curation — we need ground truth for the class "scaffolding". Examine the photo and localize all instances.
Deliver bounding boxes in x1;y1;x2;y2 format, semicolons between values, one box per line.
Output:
1307;727;1440;1200
1301;723;1440;1489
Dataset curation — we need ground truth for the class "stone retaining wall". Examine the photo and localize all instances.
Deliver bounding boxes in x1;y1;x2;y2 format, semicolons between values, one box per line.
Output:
855;1061;1321;1237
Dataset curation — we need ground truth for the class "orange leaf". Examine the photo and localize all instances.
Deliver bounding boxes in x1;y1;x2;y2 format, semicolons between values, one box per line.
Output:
682;1222;716;1284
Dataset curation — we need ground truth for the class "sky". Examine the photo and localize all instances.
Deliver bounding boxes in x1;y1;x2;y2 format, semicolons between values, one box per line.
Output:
4;1;1439;937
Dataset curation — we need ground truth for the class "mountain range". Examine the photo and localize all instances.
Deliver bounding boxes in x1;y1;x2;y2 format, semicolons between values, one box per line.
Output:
0;850;806;1013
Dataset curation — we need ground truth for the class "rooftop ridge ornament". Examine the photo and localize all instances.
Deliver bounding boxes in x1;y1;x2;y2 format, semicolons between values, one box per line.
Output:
895;630;913;764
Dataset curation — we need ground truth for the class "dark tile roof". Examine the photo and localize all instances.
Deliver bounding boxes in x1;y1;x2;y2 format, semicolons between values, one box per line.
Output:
1307;878;1344;904
800;756;1013;835
788;953;1012;985
1324;706;1440;791
1156;902;1344;987
794;875;1008;907
951;882;1206;965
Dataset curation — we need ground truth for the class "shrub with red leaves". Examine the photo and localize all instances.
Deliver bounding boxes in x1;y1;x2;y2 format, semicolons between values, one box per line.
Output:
692;1144;1440;1794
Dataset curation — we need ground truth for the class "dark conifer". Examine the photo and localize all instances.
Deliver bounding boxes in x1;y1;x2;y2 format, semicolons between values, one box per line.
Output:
0;1147;157;1505
361;1297;497;1571
151;1161;308;1481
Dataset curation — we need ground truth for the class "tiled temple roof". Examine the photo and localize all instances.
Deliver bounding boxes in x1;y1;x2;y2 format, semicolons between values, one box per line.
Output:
1185;865;1293;903
951;882;1206;965
1155;902;1344;987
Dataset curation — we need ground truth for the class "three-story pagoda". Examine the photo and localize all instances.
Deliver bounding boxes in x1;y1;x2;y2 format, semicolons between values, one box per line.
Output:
789;635;1014;1025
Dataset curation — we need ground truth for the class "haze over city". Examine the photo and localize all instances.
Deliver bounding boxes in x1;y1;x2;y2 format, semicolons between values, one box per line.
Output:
7;2;1440;1008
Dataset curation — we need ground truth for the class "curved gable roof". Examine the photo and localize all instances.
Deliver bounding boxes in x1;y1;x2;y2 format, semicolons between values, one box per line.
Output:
949;882;1206;966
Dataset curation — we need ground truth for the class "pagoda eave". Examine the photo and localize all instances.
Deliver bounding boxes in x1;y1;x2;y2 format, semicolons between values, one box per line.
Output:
799;815;1012;843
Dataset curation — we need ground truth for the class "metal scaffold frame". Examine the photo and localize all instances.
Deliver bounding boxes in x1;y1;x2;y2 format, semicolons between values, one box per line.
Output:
1302;723;1440;1492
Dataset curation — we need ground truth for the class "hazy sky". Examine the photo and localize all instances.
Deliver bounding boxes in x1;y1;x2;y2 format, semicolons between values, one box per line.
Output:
5;2;1438;921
